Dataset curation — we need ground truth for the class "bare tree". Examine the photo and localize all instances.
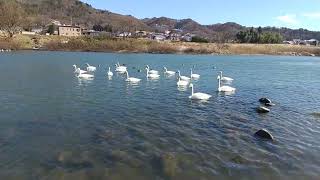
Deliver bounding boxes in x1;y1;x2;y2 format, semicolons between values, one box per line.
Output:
0;0;25;38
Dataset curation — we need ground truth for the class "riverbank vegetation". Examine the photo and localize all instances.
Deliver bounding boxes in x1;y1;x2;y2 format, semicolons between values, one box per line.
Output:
1;35;319;57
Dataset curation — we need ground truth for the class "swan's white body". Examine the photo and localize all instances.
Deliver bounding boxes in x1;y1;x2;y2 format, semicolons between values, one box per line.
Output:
77;68;94;79
146;68;160;79
177;71;191;81
189;83;211;100
125;71;141;83
219;71;233;82
146;65;159;74
85;63;97;72
73;65;87;74
190;69;200;79
115;63;127;73
177;78;189;86
217;76;236;92
164;67;175;75
107;67;113;77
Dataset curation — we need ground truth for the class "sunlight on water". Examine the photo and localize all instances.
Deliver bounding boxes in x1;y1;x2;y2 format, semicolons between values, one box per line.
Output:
0;52;319;179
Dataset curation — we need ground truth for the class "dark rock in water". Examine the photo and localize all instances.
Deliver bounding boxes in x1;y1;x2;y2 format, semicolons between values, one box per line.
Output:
259;98;272;104
255;129;274;140
265;102;275;106
257;106;270;113
137;69;141;72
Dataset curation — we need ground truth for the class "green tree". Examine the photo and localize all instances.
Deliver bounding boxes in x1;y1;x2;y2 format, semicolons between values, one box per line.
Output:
47;24;55;35
191;36;209;43
103;24;113;32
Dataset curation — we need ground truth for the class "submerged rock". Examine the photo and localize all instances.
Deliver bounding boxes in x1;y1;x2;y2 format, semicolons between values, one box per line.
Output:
259;98;272;104
311;112;320;118
161;153;178;178
254;129;274;140
256;106;270;113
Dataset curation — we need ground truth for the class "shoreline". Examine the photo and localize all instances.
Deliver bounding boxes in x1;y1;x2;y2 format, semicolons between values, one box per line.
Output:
1;35;320;57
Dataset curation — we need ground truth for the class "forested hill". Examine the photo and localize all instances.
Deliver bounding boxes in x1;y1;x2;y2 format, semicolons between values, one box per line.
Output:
12;0;320;41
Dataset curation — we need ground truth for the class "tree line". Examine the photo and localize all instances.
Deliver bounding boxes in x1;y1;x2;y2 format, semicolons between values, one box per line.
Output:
236;27;283;44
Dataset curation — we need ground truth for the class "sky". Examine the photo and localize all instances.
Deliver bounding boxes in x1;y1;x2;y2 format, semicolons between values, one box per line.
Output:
82;0;320;31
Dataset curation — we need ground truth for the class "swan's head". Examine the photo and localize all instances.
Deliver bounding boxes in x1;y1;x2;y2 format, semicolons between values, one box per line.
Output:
163;67;167;70
217;75;221;80
85;63;90;67
72;65;76;68
219;71;222;74
189;83;194;88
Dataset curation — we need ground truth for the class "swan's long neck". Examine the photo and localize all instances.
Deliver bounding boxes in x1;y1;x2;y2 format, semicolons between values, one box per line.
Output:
73;65;77;71
126;71;129;79
191;85;194;95
178;71;181;77
108;67;111;72
191;69;193;75
218;77;221;89
164;67;167;72
146;69;149;76
220;71;223;78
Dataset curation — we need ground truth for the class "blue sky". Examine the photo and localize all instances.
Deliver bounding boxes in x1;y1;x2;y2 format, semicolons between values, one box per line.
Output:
82;0;320;31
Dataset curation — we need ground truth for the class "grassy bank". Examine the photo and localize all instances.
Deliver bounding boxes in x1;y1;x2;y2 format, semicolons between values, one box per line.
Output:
1;35;320;57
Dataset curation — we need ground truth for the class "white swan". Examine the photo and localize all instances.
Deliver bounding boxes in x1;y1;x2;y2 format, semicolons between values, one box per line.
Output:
115;62;127;73
125;71;141;83
107;67;113;77
219;71;233;82
177;77;189;86
177;70;191;81
217;75;236;92
146;68;160;79
189;83;212;100
191;69;200;79
164;67;176;75
85;63;97;72
77;68;94;79
73;65;87;74
146;65;159;74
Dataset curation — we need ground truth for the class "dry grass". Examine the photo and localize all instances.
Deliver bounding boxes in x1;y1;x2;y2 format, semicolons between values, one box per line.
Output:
1;35;320;56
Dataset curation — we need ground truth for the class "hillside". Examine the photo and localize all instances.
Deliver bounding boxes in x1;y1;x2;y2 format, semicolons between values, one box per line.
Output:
17;0;151;31
10;0;320;42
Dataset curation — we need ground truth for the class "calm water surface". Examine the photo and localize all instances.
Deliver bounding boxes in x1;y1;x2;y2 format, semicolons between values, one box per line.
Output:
0;51;319;180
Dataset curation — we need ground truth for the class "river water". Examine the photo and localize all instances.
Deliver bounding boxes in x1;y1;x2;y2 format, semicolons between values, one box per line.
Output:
0;51;319;180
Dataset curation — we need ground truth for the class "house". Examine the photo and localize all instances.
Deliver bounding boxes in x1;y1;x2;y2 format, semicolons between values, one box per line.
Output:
51;20;62;26
58;25;82;37
117;32;132;38
182;33;195;42
305;39;319;46
135;30;148;38
31;28;43;34
152;34;166;41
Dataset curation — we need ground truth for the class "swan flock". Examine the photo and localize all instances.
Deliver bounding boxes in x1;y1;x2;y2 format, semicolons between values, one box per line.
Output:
73;63;236;101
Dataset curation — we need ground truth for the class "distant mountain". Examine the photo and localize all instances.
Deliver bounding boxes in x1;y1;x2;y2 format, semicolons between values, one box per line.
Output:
13;0;320;41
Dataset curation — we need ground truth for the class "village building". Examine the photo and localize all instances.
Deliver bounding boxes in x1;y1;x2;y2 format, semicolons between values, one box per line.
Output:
58;25;82;37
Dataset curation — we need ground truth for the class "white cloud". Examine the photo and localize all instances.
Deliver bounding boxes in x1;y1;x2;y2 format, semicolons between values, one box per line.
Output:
303;12;320;19
276;14;298;24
